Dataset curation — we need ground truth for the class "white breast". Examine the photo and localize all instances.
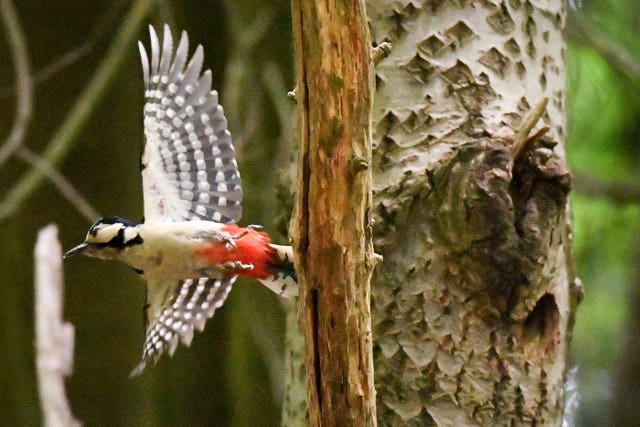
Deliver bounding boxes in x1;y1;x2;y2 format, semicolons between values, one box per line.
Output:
121;221;229;282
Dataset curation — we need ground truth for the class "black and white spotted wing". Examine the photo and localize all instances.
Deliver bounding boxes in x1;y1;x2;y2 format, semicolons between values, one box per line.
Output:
130;276;235;376
138;25;242;224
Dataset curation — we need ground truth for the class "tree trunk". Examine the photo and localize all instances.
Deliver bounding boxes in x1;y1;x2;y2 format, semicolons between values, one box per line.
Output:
290;0;377;425
612;241;640;426
367;0;580;425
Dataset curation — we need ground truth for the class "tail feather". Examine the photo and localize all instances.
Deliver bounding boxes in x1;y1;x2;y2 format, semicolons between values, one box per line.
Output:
259;244;298;298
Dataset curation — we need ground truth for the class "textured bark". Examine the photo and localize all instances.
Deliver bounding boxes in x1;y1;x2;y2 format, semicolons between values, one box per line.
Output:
291;0;377;425
367;0;579;425
281;301;309;426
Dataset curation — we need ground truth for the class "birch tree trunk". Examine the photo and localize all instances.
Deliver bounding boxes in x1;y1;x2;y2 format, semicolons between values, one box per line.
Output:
367;1;580;425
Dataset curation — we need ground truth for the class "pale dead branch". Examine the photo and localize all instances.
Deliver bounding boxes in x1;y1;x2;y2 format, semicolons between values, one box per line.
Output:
35;225;81;427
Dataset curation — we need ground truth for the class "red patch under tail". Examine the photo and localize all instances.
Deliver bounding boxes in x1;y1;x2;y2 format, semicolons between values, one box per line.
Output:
193;224;275;280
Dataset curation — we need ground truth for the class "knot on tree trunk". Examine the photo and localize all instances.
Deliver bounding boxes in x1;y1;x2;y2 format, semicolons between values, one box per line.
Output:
432;136;571;321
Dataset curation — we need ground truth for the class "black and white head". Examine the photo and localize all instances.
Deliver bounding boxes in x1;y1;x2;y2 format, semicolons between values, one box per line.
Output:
64;217;143;260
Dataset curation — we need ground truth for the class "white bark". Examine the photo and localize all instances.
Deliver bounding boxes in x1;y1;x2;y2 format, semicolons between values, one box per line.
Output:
368;0;578;425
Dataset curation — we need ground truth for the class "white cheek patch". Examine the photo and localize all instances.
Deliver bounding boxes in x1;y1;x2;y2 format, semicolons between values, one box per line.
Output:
124;227;140;244
87;223;122;244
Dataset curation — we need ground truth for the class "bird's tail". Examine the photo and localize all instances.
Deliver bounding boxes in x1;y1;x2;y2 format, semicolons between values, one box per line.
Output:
258;244;298;298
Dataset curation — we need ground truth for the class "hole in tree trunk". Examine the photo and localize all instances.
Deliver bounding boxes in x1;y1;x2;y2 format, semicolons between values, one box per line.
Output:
523;293;560;353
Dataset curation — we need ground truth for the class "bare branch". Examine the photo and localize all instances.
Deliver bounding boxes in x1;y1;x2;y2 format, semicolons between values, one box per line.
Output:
35;225;82;427
511;97;549;160
0;0;156;222
262;61;295;130
574;172;640;205
16;147;100;222
0;0;33;166
0;0;128;98
568;12;640;79
371;42;392;65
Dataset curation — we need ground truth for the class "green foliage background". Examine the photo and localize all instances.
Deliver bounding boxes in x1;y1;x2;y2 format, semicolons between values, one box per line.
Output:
0;0;638;425
567;1;640;425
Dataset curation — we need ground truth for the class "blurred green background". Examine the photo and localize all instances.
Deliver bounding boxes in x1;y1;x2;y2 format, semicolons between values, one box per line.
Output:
0;0;638;426
566;1;640;425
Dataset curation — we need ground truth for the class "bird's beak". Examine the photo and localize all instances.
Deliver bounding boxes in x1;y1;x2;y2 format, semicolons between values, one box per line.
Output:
63;242;89;259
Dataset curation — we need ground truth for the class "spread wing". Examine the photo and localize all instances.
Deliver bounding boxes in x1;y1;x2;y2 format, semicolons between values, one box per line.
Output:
139;24;242;224
130;276;235;376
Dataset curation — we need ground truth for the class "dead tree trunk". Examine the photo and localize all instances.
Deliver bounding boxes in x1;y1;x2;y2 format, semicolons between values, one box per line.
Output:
291;0;377;426
367;0;581;425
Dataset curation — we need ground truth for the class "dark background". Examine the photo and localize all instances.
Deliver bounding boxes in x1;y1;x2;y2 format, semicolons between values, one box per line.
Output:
0;1;638;425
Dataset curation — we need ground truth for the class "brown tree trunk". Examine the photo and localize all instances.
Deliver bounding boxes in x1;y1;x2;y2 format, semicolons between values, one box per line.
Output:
367;0;580;425
290;0;377;425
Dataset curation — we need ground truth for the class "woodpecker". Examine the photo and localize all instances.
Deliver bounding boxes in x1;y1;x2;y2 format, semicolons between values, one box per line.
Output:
64;25;297;376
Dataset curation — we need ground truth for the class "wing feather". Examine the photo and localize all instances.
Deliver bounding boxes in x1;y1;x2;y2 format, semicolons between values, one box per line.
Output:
138;41;149;88
158;24;173;78
167;31;188;84
139;25;242;223
149;25;160;75
130;277;235;376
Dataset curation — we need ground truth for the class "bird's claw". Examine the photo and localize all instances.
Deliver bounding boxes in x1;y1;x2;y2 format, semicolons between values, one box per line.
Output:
223;235;239;250
223;225;261;250
219;261;253;272
198;261;254;278
224;232;248;250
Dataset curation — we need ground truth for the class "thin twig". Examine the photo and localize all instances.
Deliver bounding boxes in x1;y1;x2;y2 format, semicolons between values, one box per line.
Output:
35;224;82;427
371;42;392;65
262;61;295;129
16;146;100;222
568;12;640;79
0;0;156;222
0;0;128;98
0;0;33;166
229;101;261;154
574;172;640;205
511;97;549;160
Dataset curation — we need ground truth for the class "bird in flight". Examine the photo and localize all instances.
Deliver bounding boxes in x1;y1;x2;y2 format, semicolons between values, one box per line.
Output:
65;25;297;376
